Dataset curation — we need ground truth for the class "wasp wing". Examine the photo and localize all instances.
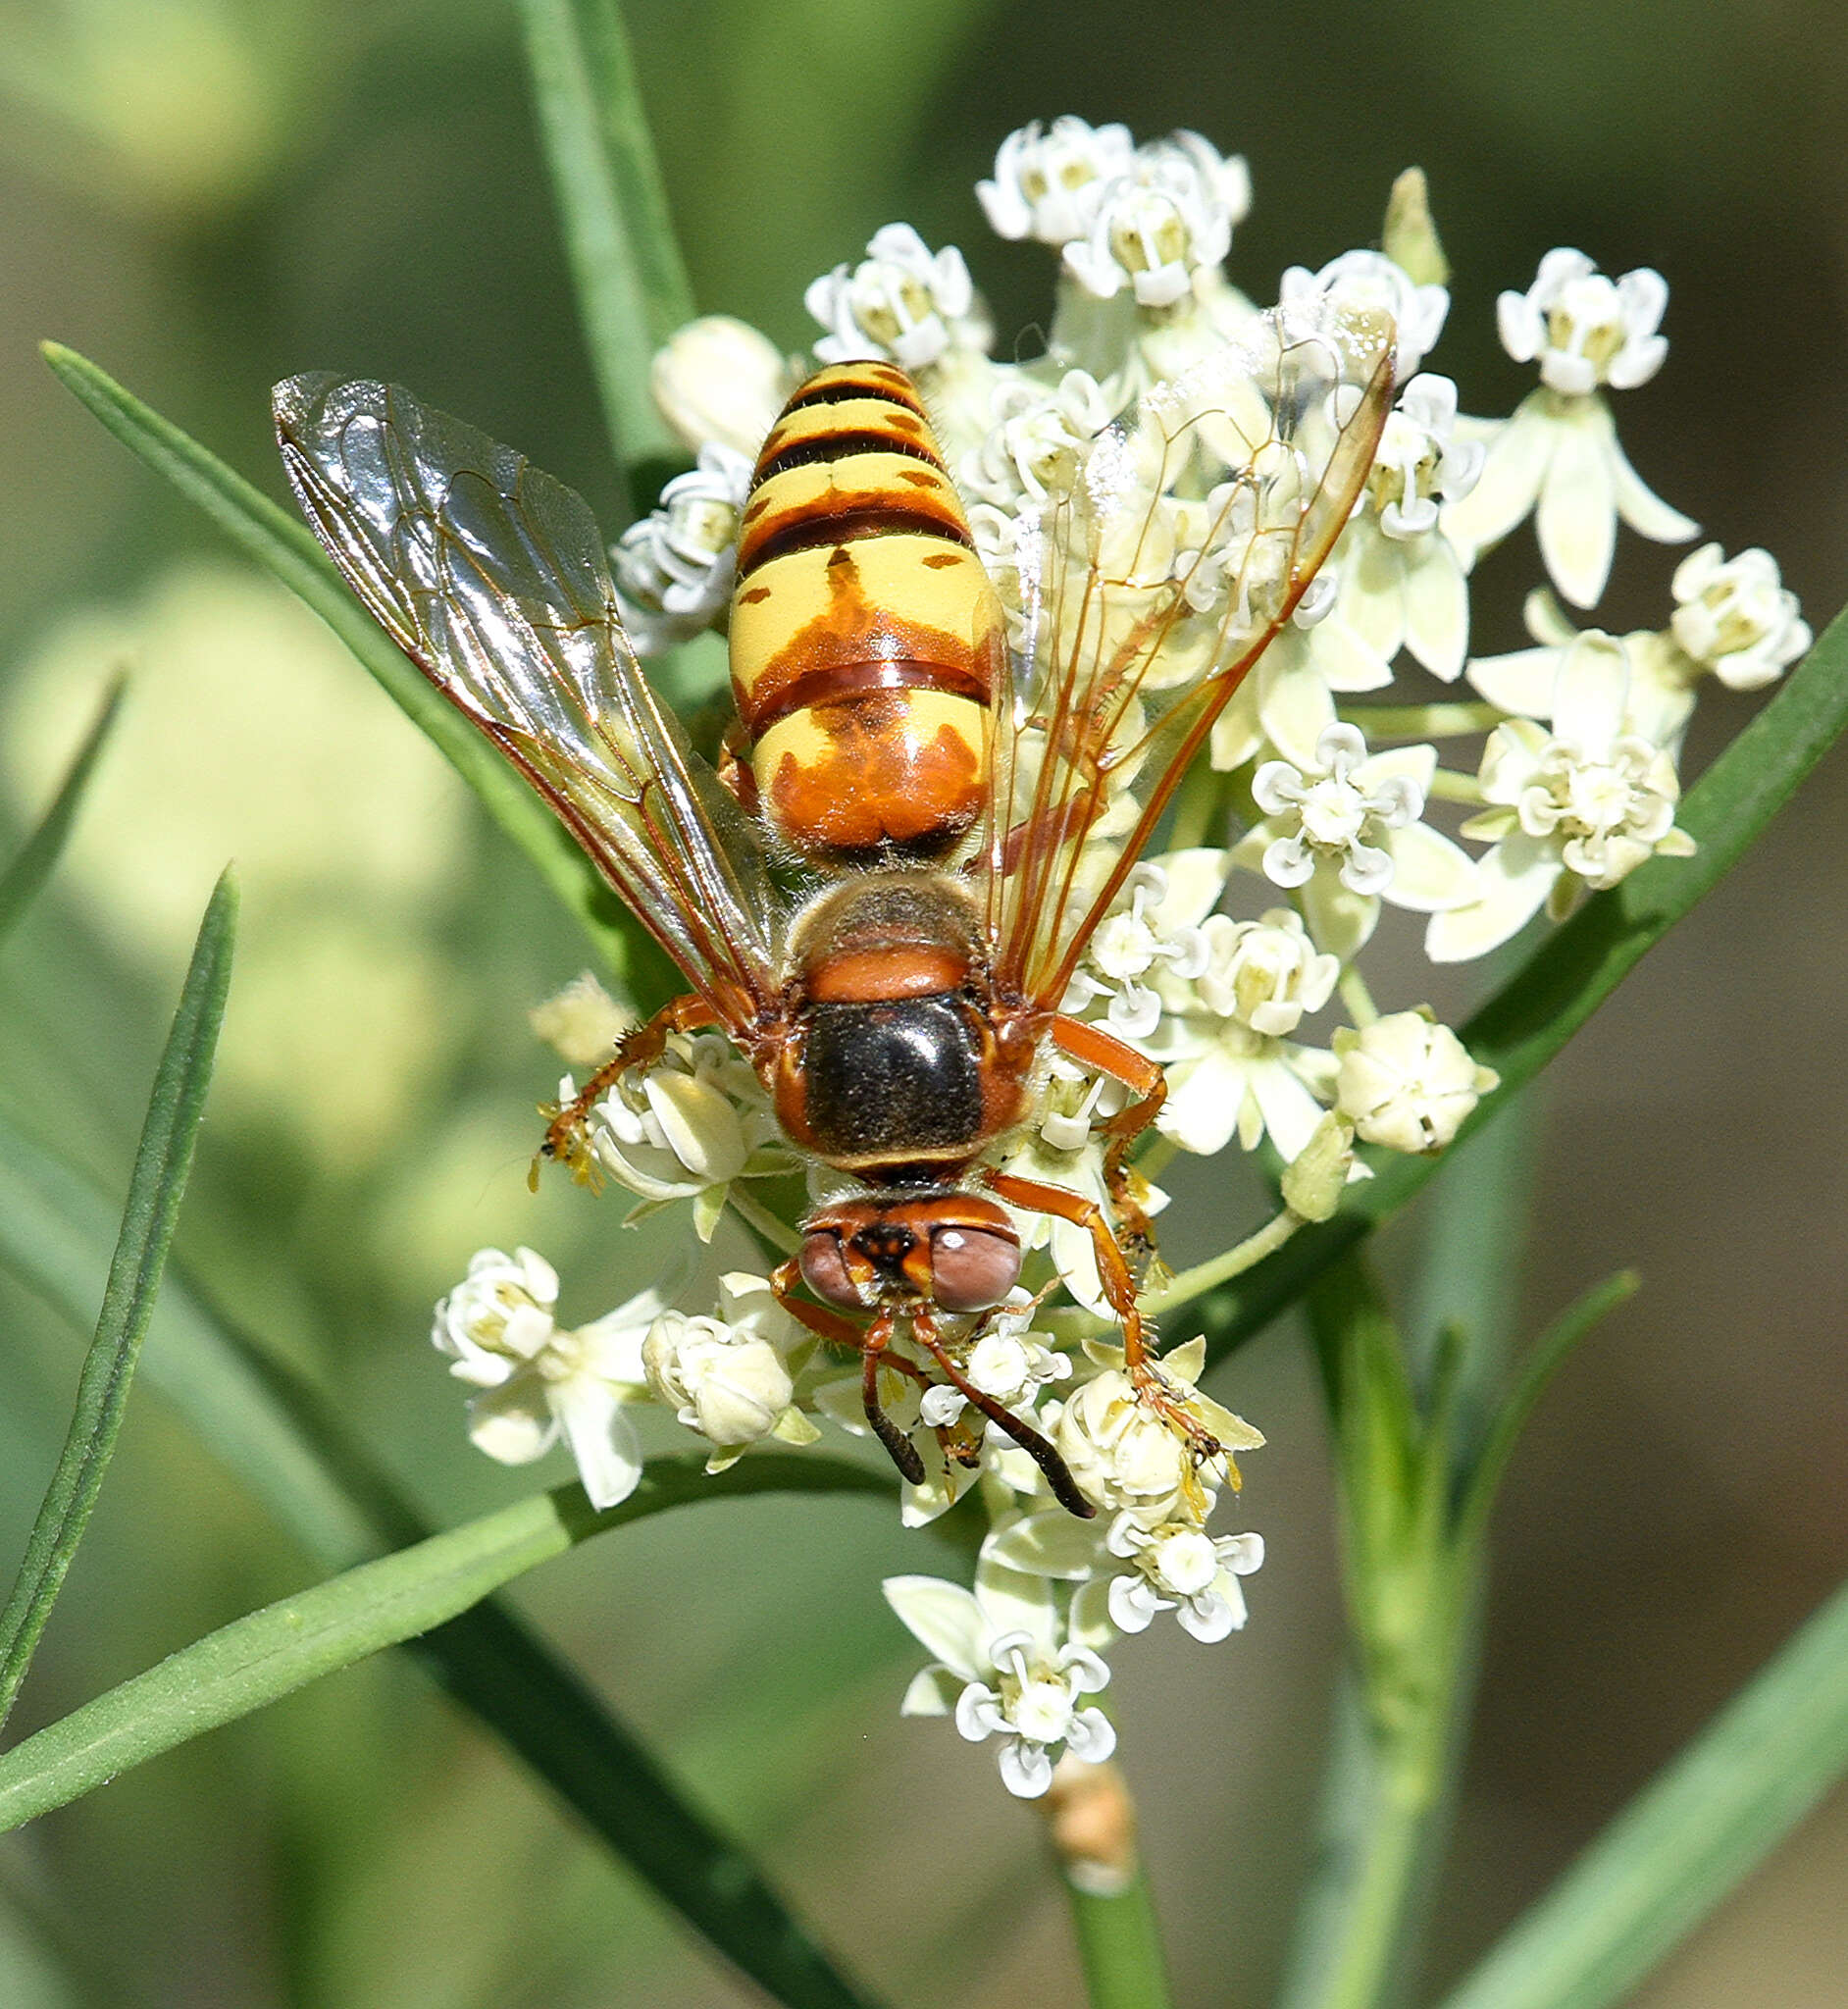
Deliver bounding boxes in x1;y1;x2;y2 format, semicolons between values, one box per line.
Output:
275;375;784;1026
977;301;1395;1007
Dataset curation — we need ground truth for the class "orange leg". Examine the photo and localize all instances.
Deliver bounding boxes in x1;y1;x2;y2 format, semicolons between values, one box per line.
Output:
983;1166;1219;1465
1049;1014;1167;1246
533;992;717;1188
985;1168;1149;1365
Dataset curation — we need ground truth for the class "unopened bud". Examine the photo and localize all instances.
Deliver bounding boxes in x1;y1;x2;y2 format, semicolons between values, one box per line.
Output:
1281;1113;1357;1221
651;316;794;459
1382;168;1449;288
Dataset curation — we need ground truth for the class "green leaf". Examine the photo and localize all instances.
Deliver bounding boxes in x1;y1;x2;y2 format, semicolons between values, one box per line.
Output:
0;1459;888;1837
1435;1568;1848;2009
0;675;126;950
515;0;695;490
0;1122;889;2009
1184;592;1848;1370
1455;1270;1639;1544
39;341;674;1005
0;869;235;1733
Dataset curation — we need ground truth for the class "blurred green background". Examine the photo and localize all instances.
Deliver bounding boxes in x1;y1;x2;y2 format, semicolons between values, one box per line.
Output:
2;1;1845;2003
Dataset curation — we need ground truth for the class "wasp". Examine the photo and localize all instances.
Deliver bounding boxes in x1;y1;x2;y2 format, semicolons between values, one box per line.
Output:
275;302;1392;1517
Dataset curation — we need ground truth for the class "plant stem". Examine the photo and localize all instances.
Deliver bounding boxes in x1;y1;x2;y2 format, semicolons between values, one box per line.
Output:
1045;1760;1173;2009
1066;1869;1174;2009
1146;1205;1304;1315
1339;702;1505;740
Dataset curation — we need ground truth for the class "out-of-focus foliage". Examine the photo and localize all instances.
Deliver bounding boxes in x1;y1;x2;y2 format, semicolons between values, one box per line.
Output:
1;3;1845;2006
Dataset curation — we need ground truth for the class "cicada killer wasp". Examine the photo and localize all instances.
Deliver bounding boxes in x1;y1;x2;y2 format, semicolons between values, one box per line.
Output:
274;300;1393;1517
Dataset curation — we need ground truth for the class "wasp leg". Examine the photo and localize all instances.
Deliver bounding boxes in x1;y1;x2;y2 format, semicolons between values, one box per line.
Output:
980;1168;1215;1454
534;992;718;1188
1047;1014;1167;1256
983;1169;1148;1360
857;1309;927;1485
907;1310;1096;1520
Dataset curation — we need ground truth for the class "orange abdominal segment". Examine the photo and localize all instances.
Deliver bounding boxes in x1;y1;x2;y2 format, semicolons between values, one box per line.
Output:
730;361;1004;859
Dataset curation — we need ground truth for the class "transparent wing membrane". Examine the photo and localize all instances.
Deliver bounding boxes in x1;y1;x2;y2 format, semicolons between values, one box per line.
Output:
274;376;785;1023
980;302;1396;1004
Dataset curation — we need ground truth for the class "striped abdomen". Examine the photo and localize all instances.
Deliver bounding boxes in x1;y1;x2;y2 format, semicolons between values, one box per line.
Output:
729;360;1005;860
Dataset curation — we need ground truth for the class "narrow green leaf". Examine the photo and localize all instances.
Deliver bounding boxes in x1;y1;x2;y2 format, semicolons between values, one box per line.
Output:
0;1459;889;1836
1436;1569;1848;2009
1185;593;1848;1369
39;341;672;1004
0;676;126;949
0;869;235;1732
516;0;695;487
0;1122;890;2009
1455;1270;1639;1544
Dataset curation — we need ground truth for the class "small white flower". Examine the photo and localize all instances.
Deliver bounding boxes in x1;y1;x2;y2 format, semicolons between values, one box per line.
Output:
610;443;753;654
1332;1010;1498;1154
1194;909;1339;1039
1368;375;1484;541
1250;724;1418;896
642;1273;813;1469
432;1247;663;1509
1131;907;1339;1162
984;1505;1264;1647
805;223;983;373
915;1291;1073;1430
1430;631;1697;961
1670;543;1810;692
886;1560;1116;1798
961;368;1112;510
1104;1518;1264;1643
1279;247;1449;380
1287;372;1483;687
584;1030;789;1234
978;117;1136;247
1497;247;1668;395
1062;132;1249;308
1443;251;1695;608
1233;724;1478;958
1077;850;1220;1039
649;315;795;459
1052;1339;1262;1525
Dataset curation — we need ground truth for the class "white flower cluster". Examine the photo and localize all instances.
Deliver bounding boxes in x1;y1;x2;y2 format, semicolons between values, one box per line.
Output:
430;126;1804;1800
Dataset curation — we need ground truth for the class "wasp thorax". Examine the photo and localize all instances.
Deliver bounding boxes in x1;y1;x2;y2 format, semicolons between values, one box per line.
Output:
776;877;1030;1172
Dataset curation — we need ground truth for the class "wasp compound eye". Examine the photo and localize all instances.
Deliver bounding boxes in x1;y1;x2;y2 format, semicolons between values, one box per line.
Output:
798;1230;863;1310
928;1225;1021;1314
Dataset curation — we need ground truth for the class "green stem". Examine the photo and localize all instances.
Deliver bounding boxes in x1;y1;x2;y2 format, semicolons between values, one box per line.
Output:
1339;702;1505;740
1145;1204;1303;1316
1339;964;1379;1028
1066;1868;1173;2009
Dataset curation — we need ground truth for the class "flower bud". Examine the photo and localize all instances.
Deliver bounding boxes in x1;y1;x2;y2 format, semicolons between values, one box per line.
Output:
650;316;793;458
1280;1113;1357;1220
643;1314;794;1450
1333;1010;1497;1154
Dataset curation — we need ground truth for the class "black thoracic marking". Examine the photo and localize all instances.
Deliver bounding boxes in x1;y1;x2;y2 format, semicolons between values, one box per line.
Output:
802;996;984;1159
756;430;943;479
785;376;925;416
740;505;973;577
